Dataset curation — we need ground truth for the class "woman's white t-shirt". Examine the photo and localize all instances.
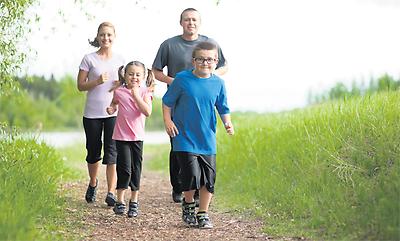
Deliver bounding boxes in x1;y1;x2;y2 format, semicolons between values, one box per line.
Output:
79;52;125;118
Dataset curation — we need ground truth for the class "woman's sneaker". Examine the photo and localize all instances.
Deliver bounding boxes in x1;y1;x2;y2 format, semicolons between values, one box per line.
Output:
105;192;116;206
85;179;98;203
127;201;139;218
182;199;197;227
196;212;213;229
113;202;126;215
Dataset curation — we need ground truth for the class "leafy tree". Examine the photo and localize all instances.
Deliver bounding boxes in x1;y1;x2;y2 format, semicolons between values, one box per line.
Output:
55;75;86;128
0;0;39;96
17;75;60;100
308;74;400;105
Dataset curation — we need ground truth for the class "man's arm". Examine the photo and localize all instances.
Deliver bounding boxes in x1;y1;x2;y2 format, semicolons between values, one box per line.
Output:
152;68;174;85
214;64;228;76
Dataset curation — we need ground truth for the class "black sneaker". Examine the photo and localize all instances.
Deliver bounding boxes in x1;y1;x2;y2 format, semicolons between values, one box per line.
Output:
182;199;197;227
196;212;213;229
105;192;116;207
172;190;183;203
127;201;139;218
113;202;126;215
85;179;98;203
194;189;200;207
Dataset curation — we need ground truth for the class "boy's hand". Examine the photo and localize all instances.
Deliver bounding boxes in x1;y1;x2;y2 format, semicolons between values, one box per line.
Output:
224;122;234;135
165;120;179;137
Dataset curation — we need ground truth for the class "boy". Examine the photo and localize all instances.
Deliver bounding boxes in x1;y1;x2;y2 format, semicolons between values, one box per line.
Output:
162;41;234;229
152;8;228;204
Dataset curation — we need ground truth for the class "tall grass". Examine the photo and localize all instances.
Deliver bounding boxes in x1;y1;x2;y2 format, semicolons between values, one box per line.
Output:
0;126;68;240
216;92;399;240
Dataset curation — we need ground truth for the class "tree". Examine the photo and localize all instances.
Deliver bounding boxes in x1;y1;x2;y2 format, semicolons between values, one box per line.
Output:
0;0;39;96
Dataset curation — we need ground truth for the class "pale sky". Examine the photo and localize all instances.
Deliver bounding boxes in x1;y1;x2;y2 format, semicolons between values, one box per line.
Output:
25;0;400;113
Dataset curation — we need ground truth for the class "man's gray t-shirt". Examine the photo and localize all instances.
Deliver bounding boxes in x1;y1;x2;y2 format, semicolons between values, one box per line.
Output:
152;35;226;78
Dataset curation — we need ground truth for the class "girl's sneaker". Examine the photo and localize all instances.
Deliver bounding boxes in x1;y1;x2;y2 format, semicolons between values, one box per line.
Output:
127;201;139;218
196;212;213;229
182;199;197;226
113;202;126;215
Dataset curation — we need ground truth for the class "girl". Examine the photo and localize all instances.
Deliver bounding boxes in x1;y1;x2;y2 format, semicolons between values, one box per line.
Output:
77;22;124;206
106;61;154;218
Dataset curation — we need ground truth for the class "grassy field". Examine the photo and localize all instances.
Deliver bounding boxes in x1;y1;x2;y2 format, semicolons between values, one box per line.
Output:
0;129;72;240
215;92;399;240
1;91;398;240
145;92;400;240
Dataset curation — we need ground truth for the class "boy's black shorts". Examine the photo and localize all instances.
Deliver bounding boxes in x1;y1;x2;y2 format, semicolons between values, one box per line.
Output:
174;151;216;194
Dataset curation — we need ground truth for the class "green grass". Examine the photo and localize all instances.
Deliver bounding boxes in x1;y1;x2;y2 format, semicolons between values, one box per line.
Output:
0;128;69;240
56;143;86;180
144;143;170;171
216;92;400;240
2;91;398;240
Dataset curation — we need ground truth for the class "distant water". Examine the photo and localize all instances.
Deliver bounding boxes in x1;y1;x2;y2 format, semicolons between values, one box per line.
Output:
34;131;169;148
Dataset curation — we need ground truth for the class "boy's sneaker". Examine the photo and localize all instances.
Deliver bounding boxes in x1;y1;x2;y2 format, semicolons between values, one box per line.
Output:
113;202;126;215
194;190;200;207
182;199;197;226
127;201;139;218
197;212;213;229
85;179;98;203
105;192;116;207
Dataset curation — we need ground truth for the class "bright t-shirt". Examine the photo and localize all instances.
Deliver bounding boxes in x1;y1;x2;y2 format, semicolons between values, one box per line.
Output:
162;69;230;155
112;86;153;141
79;52;125;118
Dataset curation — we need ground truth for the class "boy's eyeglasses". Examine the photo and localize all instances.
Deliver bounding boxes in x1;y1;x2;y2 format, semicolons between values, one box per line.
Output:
193;57;218;64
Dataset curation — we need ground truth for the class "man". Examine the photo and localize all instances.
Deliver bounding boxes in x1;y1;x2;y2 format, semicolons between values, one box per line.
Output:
152;8;228;203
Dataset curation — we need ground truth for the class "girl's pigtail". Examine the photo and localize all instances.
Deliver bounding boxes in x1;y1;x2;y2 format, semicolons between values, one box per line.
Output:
118;65;125;83
109;65;125;92
146;68;155;92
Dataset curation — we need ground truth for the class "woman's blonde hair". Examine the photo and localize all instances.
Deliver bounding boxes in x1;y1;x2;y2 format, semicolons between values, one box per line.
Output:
88;22;115;47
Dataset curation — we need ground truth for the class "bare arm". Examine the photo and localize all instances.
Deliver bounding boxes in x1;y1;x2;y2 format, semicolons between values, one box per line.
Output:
162;103;179;137
152;67;174;85
132;87;152;117
214;64;228;76
77;70;109;91
106;93;118;115
220;114;234;135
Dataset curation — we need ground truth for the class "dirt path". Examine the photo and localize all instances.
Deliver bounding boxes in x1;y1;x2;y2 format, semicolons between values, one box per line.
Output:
61;158;297;240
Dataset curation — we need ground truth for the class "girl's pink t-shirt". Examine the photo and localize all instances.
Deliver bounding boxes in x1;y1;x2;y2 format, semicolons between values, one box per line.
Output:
112;86;153;141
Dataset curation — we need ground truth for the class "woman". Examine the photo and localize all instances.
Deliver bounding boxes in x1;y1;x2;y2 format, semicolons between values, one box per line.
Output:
77;22;124;206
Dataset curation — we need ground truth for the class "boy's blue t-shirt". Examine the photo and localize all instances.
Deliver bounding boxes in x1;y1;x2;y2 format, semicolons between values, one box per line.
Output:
162;69;230;155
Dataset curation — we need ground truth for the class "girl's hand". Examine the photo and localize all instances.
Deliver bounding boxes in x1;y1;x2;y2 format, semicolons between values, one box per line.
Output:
224;122;234;135
109;80;121;92
106;106;116;115
131;82;140;97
